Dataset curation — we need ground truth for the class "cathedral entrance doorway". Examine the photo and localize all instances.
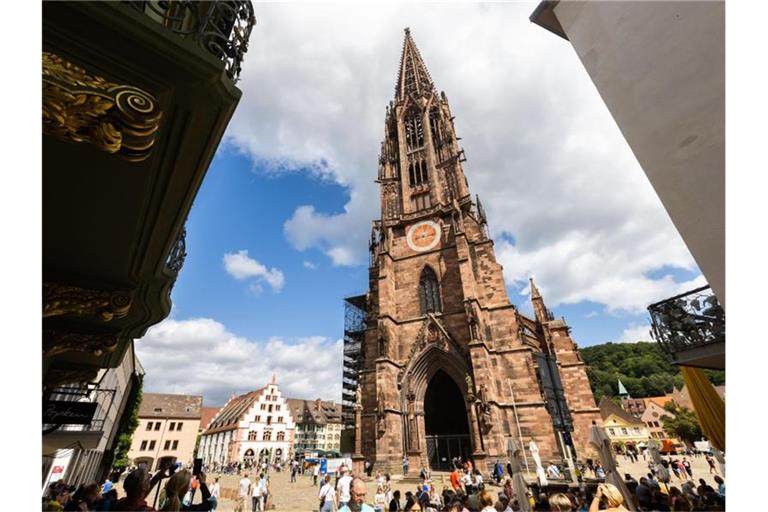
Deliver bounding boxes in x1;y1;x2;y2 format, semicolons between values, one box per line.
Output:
424;369;471;471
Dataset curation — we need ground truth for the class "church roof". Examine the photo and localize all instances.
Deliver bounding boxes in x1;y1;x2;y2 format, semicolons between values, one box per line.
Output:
396;28;436;100
617;379;629;396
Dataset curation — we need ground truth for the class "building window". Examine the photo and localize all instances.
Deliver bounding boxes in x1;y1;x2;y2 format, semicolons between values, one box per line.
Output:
405;113;424;150
176;422;182;431
267;417;272;425
255;416;261;422
419;266;442;314
621;428;628;435
263;431;271;441
154;422;161;431
408;159;429;188
260;404;266;411
164;440;171;450
277;432;285;441
140;440;147;451
277;417;283;423
275;406;280;411
149;441;156;450
169;422;175;431
172;440;178;450
268;405;273;412
249;431;257;441
608;428;615;436
146;422;153;431
410;192;431;211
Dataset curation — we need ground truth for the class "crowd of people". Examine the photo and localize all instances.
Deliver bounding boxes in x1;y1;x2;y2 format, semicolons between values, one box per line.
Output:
42;450;725;512
43;463;223;512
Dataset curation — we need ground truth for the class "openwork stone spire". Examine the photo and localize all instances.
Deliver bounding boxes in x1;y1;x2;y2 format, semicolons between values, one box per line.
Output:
396;27;436;100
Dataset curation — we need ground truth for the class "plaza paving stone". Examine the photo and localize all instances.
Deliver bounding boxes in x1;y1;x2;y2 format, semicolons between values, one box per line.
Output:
201;453;722;511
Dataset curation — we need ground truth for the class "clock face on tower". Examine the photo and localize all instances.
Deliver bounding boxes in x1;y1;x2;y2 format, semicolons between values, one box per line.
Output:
406;220;441;252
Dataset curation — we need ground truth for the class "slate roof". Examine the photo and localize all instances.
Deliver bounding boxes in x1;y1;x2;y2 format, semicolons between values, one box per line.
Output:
139;393;203;419
599;397;644;426
286;398;343;426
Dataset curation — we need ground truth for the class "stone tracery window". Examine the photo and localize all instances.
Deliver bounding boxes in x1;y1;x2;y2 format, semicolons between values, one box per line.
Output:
405;112;425;151
419;266;442;314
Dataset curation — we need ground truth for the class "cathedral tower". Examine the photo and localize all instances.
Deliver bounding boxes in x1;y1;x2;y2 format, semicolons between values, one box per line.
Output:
354;29;600;472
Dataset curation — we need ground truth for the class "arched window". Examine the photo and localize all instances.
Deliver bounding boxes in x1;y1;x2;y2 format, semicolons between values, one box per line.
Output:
419;266;442;314
405;112;424;151
248;431;257;441
263;431;271;441
277;431;285;441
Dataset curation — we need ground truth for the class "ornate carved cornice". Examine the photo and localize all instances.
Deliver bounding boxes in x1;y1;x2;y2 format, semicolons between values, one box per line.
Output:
42;51;162;162
43;283;132;321
44;366;100;388
43;329;119;358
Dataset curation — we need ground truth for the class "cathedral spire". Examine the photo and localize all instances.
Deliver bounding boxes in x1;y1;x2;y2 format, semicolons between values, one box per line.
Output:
530;277;550;324
396;27;436;100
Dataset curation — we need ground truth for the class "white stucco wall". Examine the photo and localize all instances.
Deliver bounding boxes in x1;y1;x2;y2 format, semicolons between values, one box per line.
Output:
553;1;725;305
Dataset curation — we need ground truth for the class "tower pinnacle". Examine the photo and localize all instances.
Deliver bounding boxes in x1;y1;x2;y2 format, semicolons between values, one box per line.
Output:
396;28;436;100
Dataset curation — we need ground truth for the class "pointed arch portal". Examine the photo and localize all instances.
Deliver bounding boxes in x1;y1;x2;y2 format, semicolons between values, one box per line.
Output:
424;369;471;470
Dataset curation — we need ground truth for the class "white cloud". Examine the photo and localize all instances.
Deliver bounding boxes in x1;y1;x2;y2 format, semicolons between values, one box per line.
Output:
617;323;654;343
226;3;702;311
135;318;343;406
223;250;285;292
303;261;318;270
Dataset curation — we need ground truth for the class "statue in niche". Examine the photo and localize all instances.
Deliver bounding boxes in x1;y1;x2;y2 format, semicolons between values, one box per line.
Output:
406;387;418;451
465;300;481;340
477;384;493;433
376;390;386;435
355;385;363;411
465;373;475;402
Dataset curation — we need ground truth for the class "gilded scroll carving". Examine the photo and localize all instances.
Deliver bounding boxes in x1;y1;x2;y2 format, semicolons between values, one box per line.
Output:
43;283;132;321
43;329;119;358
42;51;162;162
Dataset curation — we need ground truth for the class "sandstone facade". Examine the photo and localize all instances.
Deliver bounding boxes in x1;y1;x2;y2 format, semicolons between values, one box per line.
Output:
356;29;600;473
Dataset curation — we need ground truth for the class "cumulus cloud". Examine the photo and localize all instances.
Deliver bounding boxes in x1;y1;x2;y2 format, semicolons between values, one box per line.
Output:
303;261;318;270
617;323;654;343
135;318;343;406
223;250;285;292
226;3;702;311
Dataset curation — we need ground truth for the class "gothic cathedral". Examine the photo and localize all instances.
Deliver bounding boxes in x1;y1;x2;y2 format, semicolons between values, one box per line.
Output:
355;29;600;473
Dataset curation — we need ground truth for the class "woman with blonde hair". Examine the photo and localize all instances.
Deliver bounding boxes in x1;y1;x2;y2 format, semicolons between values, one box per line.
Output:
478;490;495;512
548;492;573;512
161;470;212;511
589;483;628;512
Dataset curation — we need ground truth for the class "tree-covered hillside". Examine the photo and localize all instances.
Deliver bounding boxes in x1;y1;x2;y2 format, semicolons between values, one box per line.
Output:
579;342;725;402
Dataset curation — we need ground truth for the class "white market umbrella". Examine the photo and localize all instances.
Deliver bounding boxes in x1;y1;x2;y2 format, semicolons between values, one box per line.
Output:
507;439;532;512
589;425;637;511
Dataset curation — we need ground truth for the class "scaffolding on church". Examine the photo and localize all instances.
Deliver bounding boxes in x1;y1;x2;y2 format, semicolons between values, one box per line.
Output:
342;294;367;429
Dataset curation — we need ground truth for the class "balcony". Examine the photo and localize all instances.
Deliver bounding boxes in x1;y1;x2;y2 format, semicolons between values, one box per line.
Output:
127;1;255;82
648;285;725;369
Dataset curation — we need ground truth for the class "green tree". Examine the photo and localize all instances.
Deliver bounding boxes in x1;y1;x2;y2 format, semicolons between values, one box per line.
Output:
580;341;724;401
112;374;143;469
661;403;703;445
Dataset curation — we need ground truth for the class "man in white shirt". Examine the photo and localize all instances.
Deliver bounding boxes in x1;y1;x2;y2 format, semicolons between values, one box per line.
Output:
546;463;561;480
337;469;353;509
236;473;251;512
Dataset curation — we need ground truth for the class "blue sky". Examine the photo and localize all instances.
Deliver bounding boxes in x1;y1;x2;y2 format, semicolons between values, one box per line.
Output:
135;3;705;406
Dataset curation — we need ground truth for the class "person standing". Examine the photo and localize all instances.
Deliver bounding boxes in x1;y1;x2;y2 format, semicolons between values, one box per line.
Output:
705;454;719;475
402;456;409;477
373;485;387;512
389;490;402;512
449;467;461;492
290;462;298;483
318;475;336;512
314;464;320;486
682;457;693;479
236;473;251;512
337;469;354;510
250;474;261;512
208;477;220;511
